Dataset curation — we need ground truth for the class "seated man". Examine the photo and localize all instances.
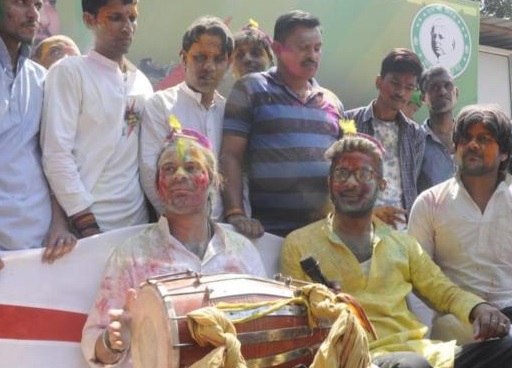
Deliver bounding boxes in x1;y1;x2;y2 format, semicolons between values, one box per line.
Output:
281;133;512;368
81;128;266;367
409;104;512;342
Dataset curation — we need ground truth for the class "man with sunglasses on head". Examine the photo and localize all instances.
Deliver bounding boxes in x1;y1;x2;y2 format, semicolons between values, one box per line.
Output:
282;133;512;368
345;48;425;230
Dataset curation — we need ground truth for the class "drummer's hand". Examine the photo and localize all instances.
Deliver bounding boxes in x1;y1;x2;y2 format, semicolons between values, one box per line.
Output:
0;256;4;271
373;206;407;229
107;289;136;351
96;289;136;364
227;215;265;239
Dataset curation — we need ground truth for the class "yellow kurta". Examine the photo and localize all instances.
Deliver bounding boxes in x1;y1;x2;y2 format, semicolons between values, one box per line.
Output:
280;216;485;368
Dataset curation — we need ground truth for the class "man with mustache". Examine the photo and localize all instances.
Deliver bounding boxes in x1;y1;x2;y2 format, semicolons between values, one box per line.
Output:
409;104;512;343
41;0;153;238
0;0;76;268
345;48;425;229
140;16;233;220
220;10;343;238
417;66;458;193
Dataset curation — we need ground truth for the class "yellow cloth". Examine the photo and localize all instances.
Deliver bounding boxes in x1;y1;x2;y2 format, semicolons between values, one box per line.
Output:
310;303;372;368
187;307;247;368
281;215;486;368
187;284;373;368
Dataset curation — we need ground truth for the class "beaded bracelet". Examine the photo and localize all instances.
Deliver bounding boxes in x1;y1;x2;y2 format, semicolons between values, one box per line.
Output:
72;212;100;235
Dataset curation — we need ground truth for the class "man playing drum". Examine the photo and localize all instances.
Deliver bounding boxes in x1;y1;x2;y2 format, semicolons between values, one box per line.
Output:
81;124;266;367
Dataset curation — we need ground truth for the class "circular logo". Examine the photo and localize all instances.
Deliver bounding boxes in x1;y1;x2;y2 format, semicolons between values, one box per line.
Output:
411;4;471;78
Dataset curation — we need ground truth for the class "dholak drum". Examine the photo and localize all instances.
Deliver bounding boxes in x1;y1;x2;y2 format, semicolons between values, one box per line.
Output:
131;271;331;368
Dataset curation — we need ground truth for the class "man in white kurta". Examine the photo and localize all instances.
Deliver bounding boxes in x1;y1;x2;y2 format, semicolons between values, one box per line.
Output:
41;51;152;232
140;16;234;219
141;81;225;216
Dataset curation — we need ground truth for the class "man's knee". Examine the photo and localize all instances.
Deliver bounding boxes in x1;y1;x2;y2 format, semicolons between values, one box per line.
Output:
373;352;432;368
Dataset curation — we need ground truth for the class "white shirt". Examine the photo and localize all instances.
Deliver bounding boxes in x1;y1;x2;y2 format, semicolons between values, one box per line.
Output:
408;174;512;309
81;216;266;368
41;51;153;231
140;82;225;218
0;40;50;250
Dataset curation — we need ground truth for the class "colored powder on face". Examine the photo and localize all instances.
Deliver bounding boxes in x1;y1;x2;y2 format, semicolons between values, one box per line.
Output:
192;170;210;190
157;167;170;201
96;3;138;26
175;139;187;160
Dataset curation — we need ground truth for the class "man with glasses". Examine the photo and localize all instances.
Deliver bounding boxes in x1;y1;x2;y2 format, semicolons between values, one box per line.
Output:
282;133;512;368
409;104;512;344
417;66;458;193
345;48;425;229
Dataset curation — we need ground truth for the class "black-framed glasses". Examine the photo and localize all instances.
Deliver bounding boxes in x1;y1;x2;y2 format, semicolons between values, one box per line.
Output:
331;167;378;183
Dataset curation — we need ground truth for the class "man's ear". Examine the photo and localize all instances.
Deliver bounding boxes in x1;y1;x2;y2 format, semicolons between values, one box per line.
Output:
179;49;187;67
82;12;95;29
271;40;282;58
375;75;382;91
378;178;387;191
500;152;508;163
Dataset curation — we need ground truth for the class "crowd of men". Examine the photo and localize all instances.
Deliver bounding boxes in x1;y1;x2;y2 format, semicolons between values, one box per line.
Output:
1;0;511;367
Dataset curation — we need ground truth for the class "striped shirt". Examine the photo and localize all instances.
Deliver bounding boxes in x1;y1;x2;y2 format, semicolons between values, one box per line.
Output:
224;68;343;236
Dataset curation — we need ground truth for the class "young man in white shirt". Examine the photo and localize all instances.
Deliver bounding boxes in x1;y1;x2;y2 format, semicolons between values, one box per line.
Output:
140;16;233;219
41;0;153;238
409;104;512;342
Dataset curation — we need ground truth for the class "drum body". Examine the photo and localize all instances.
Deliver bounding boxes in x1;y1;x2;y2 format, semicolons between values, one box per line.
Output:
131;272;330;368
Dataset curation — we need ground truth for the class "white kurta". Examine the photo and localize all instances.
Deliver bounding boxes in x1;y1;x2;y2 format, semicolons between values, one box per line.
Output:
41;50;153;231
139;82;225;218
81;217;266;368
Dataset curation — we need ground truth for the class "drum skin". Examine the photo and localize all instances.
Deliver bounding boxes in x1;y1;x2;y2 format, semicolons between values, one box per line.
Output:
131;273;331;368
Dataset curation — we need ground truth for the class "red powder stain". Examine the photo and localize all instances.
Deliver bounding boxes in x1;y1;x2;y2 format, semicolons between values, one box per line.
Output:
157;168;170;202
222;259;243;273
192;172;209;190
96;297;109;315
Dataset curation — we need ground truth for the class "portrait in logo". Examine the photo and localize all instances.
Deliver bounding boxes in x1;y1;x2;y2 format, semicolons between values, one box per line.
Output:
411;4;471;78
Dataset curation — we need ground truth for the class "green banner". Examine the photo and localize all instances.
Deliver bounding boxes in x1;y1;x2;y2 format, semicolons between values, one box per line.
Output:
54;0;479;120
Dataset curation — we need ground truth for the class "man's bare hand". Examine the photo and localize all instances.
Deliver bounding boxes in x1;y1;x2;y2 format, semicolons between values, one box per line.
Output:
471;303;510;340
42;227;77;263
227;215;265;238
373;206;407;229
